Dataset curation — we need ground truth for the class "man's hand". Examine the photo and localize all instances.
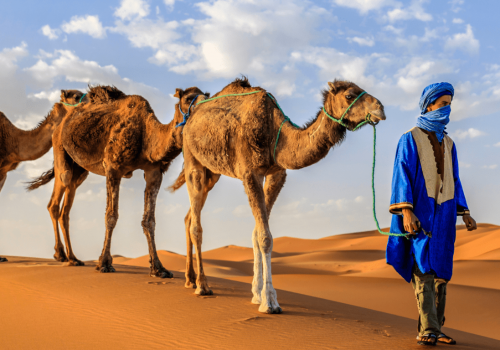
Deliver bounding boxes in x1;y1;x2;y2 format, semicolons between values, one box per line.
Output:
463;214;477;231
402;208;421;235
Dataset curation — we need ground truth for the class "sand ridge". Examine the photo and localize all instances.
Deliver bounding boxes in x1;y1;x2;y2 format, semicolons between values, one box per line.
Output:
1;224;499;349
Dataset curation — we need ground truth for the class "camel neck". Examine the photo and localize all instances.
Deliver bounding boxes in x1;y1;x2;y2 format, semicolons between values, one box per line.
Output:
274;106;346;170
16;115;58;162
147;116;182;163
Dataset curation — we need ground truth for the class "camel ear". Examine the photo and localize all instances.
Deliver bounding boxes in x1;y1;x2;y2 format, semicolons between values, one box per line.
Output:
328;82;337;93
173;88;184;99
61;90;68;98
205;92;211;98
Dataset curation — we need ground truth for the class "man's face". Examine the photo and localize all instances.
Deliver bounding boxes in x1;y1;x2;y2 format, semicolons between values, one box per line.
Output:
427;95;452;113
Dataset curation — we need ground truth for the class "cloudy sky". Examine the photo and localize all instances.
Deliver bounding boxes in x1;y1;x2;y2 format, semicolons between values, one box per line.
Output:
1;0;499;260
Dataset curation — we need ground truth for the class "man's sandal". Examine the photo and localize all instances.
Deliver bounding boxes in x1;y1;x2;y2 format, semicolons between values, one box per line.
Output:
417;334;437;346
438;333;456;345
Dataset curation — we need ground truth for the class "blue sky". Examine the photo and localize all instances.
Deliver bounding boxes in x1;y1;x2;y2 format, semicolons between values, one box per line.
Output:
1;0;499;260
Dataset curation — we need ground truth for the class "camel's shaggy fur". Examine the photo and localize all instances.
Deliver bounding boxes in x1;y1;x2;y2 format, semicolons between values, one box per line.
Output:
27;85;209;277
0;90;86;262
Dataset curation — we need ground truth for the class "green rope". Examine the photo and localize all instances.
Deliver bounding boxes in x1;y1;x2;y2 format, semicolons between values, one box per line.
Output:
371;125;408;238
62;93;87;107
267;93;299;163
321;92;372;131
195;87;404;238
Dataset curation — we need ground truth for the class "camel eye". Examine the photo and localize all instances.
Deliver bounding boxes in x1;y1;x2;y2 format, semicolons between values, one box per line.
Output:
346;95;352;100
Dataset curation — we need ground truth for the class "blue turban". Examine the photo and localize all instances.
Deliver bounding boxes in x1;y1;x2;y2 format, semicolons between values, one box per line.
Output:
416;82;454;142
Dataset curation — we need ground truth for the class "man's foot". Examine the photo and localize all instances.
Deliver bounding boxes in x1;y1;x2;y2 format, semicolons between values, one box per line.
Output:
417;334;437;346
438;333;456;345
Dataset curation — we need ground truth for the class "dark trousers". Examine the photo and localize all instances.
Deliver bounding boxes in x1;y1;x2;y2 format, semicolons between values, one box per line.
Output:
411;263;448;337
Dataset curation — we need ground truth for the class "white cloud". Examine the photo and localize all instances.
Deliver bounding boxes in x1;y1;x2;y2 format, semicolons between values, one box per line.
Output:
494;142;500;147
332;0;398;14
452;18;464;24
0;42;28;68
26;50;118;88
459;161;471;168
163;0;175;9
112;19;180;50
28;90;61;104
111;0;329;96
349;36;375;47
40;25;60;40
452;128;486;140
449;0;464;13
114;0;150;20
482;165;498;170
386;0;433;22
445;24;480;55
61;15;106;39
395;57;453;96
291;47;372;87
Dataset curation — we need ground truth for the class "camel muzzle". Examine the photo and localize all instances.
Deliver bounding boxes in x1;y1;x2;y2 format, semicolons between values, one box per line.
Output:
369;109;386;122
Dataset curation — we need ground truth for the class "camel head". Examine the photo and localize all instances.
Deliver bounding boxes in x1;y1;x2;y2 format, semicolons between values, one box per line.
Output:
173;86;210;146
60;90;88;105
325;80;386;130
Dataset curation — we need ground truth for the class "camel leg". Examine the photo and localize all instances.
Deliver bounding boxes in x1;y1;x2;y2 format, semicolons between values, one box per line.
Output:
184;171;221;289
58;166;88;266
0;174;7;262
251;170;287;304
96;174;121;273
184;151;212;295
0;173;6;193
47;176;69;262
184;208;196;288
142;169;173;278
243;170;281;314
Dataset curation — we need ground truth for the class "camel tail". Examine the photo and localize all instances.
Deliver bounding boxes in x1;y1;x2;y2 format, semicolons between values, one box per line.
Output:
167;167;186;193
26;167;55;191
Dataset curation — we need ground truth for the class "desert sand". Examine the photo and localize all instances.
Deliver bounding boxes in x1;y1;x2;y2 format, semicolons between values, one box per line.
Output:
1;223;499;349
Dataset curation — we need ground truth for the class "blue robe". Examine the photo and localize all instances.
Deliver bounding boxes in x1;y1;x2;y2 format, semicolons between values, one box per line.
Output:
386;127;469;283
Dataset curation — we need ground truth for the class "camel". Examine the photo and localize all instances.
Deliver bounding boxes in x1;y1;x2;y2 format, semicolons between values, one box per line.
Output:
28;85;209;277
0;90;86;262
170;77;386;313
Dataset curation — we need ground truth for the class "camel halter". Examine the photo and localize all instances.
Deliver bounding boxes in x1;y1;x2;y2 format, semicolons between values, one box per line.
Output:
61;93;87;107
176;94;200;128
321;91;406;237
321;91;376;131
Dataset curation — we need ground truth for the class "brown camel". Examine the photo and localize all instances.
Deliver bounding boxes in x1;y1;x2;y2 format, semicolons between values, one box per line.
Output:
0;90;86;262
28;85;209;277
170;77;386;313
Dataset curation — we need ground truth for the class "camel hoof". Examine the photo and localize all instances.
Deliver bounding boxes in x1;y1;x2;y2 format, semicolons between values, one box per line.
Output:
185;281;197;289
98;265;116;273
196;288;213;296
264;306;283;314
151;269;173;279
53;252;68;262
0;257;8;262
66;260;85;267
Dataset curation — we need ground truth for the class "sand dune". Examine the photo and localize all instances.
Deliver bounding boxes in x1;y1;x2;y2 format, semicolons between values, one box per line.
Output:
2;224;499;349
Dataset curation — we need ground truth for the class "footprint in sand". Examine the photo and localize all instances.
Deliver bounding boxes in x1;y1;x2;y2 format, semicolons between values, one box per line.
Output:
146;281;172;285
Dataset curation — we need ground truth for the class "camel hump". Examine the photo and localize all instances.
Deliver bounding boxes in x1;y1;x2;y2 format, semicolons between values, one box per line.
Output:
215;76;264;96
87;85;126;105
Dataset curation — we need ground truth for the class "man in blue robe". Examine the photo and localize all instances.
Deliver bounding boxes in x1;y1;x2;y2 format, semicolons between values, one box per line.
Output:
386;82;477;346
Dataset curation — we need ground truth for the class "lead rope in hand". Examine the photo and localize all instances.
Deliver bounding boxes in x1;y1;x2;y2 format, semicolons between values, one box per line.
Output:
371;125;408;238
